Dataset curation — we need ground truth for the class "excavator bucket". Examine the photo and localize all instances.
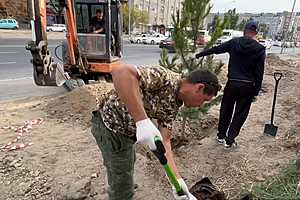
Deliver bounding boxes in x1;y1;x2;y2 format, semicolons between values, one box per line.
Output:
27;41;68;87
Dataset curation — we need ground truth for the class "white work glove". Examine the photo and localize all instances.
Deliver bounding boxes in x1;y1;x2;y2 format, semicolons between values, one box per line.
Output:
172;178;197;200
136;118;162;150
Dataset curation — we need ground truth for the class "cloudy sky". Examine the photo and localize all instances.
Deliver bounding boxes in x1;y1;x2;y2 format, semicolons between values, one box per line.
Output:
210;0;300;13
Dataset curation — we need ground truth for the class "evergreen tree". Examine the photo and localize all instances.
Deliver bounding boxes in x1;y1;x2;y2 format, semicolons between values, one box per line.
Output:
122;4;149;33
209;14;219;34
224;8;239;29
181;0;212;51
238;19;247;31
259;23;269;39
159;0;228;138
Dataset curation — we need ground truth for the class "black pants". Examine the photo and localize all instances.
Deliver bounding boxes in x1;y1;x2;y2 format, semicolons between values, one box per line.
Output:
217;80;256;144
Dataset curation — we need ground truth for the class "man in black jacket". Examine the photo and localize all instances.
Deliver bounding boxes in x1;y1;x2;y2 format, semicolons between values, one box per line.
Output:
195;20;266;149
90;9;105;34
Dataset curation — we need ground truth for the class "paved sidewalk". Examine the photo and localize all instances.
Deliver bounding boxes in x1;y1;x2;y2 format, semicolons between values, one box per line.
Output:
0;29;66;40
0;29;131;42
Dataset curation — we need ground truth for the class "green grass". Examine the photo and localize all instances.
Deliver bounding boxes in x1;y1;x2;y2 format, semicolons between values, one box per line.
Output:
243;159;300;200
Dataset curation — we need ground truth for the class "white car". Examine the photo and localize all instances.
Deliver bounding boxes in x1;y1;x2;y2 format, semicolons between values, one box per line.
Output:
46;24;67;32
129;34;149;44
216;29;243;45
259;39;273;49
282;41;295;48
273;40;282;47
197;30;211;46
142;34;168;45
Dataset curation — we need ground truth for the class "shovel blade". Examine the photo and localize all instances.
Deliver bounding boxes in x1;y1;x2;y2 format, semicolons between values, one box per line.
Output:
264;124;278;136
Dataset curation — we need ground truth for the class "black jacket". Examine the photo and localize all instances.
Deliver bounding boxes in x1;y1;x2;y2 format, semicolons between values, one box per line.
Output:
90;17;105;33
196;36;266;95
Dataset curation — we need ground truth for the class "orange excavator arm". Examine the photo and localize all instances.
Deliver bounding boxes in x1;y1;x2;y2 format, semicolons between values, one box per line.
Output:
26;0;80;86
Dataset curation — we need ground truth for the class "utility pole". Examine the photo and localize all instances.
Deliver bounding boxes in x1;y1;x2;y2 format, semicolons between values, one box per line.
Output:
166;0;170;27
156;0;159;30
128;0;131;36
281;0;297;54
148;0;151;31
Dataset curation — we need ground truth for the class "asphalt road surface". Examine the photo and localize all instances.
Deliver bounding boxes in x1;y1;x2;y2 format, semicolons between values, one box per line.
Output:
0;38;299;101
0;39;165;101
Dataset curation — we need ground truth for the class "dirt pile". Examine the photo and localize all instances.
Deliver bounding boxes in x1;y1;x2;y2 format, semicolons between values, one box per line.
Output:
266;53;295;67
44;83;113;127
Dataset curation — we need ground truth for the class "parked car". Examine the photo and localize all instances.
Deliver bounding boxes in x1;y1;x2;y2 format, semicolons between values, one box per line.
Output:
159;36;195;52
159;37;176;52
196;30;211;46
273;40;282;47
46;24;67;32
142;33;168;45
216;29;243;45
259;39;273;49
129;34;149;44
0;18;19;29
280;41;294;48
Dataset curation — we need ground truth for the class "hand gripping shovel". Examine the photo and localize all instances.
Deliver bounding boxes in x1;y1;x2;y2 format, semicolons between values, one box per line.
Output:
151;136;185;197
264;72;283;136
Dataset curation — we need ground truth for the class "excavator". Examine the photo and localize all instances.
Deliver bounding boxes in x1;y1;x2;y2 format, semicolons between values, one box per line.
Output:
26;0;127;89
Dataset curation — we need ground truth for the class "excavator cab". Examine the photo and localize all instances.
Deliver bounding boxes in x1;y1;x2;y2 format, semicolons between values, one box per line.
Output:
26;0;127;88
75;1;122;58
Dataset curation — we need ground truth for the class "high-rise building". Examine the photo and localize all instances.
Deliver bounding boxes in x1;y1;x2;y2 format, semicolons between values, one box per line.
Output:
130;0;183;32
292;13;300;42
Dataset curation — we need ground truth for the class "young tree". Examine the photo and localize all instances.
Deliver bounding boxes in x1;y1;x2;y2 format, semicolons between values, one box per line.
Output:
122;4;149;33
182;0;212;50
209;14;219;34
159;0;229;139
259;23;269;39
238;19;247;31
224;8;239;29
137;10;149;26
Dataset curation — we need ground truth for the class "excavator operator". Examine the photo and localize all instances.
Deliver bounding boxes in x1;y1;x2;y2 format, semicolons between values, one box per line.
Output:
90;9;105;34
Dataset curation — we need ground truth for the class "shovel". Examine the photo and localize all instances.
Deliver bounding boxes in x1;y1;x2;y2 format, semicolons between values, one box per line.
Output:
264;72;283;136
151;136;185;197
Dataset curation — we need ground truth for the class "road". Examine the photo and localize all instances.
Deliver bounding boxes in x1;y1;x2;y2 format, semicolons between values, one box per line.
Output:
0;38;165;101
0;38;299;101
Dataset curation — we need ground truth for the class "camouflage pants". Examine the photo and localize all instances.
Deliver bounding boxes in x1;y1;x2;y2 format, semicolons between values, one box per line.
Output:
91;111;136;200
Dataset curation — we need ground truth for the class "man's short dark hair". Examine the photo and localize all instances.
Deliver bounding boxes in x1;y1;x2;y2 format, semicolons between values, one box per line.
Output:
96;9;103;14
186;69;221;96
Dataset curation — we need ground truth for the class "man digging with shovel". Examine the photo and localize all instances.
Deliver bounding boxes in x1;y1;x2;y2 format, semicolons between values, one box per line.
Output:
91;65;221;200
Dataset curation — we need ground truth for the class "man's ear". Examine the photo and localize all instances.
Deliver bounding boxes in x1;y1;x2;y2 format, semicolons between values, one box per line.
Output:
197;83;205;91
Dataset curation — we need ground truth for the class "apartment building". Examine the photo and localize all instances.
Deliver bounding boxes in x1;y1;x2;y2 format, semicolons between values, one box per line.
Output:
206;11;300;41
130;0;183;32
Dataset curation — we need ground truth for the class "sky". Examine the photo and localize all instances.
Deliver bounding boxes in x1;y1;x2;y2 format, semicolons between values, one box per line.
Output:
210;0;300;13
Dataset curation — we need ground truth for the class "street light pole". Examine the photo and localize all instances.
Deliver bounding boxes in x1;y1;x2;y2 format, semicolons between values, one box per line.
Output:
128;0;132;36
281;0;297;54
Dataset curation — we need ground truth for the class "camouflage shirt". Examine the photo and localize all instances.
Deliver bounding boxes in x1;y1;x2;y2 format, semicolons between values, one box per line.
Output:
99;66;183;138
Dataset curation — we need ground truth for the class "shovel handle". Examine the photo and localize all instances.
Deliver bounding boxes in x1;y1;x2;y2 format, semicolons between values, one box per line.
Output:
153;136;185;196
274;72;283;81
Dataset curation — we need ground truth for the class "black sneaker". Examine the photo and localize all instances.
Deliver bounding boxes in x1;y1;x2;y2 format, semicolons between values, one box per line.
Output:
224;141;238;149
216;136;225;144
